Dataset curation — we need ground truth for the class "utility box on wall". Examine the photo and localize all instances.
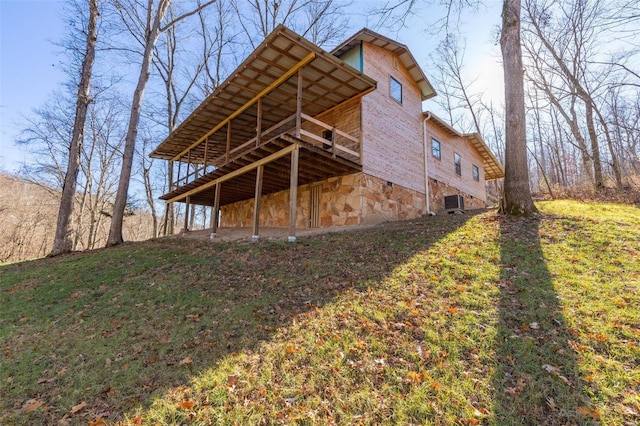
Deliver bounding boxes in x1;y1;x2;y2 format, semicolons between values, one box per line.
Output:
444;194;464;213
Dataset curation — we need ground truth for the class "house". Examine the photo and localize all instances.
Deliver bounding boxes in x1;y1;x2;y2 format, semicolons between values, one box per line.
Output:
150;25;504;241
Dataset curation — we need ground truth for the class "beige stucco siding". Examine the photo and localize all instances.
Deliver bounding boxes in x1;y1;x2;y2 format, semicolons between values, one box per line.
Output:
360;43;426;194
426;123;487;202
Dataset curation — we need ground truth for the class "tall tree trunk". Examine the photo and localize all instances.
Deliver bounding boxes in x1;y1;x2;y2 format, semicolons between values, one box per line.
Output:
50;0;99;256
107;0;171;246
593;102;623;189
499;0;538;216
584;100;604;189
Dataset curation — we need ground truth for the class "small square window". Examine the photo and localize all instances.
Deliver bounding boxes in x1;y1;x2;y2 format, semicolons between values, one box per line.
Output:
390;76;402;103
454;153;461;176
431;138;441;160
473;165;480;181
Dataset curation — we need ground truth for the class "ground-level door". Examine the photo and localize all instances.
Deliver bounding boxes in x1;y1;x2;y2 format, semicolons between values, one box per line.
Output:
309;183;321;228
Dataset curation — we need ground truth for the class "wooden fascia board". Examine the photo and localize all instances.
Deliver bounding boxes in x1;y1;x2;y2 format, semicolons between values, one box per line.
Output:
165;143;297;204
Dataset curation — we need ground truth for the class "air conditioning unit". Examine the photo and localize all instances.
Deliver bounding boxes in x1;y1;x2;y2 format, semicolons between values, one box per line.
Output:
444;194;465;213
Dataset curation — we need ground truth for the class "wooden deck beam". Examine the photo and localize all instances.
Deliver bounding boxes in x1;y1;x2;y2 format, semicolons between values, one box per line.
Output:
165;143;297;204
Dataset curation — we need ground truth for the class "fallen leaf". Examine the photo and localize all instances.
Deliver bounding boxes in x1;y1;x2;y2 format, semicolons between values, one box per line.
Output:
545;397;556;411
186;314;201;322
23;399;43;413
227;375;238;388
578;406;601;420
130;415;143;425
467;418;479;425
285;345;299;355
89;419;107;426
179;357;193;366
178;401;195;409
70;401;87;414
37;377;55;384
530;322;539;329
406;371;423;384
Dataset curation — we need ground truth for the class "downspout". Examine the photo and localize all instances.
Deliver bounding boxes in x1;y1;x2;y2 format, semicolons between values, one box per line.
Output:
423;113;436;216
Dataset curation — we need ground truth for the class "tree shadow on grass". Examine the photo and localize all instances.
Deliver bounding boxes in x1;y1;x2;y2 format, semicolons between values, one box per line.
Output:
0;211;478;424
492;214;598;425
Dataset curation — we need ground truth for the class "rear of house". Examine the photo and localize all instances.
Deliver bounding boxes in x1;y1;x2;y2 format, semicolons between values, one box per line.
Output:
150;25;504;240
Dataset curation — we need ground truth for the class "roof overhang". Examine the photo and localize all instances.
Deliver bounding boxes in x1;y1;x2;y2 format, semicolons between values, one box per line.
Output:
151;25;377;162
333;28;436;101
425;112;505;180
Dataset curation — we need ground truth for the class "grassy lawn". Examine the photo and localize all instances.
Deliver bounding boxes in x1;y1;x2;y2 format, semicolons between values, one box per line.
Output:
1;200;638;425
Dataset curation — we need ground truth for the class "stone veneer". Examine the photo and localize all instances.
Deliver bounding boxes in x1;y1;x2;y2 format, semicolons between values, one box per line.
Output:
428;177;486;214
219;173;486;229
220;172;428;229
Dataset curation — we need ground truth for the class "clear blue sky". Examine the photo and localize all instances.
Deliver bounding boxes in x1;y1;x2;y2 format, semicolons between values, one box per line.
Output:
0;0;67;172
0;0;503;174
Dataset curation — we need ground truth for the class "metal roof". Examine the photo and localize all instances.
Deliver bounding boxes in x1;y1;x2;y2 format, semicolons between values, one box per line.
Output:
425;112;505;180
150;25;377;162
333;28;437;101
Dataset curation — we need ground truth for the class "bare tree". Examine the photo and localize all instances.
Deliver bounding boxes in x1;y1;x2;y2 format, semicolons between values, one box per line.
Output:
50;0;100;256
107;0;216;246
232;0;349;50
430;33;482;133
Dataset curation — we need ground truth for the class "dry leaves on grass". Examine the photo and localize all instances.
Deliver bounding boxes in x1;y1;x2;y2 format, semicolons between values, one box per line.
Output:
179;401;195;409
70;401;87;414
22;399;43;413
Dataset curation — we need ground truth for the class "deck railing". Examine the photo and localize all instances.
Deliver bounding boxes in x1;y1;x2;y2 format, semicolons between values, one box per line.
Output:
170;113;361;191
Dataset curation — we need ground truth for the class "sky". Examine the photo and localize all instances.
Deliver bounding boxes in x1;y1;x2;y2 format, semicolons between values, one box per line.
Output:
0;0;504;174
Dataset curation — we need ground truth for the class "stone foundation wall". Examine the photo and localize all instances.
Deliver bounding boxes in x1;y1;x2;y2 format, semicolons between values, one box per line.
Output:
360;174;427;225
428;178;486;213
219;172;430;229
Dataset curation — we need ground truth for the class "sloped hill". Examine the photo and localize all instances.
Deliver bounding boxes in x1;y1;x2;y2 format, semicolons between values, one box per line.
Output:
1;200;638;425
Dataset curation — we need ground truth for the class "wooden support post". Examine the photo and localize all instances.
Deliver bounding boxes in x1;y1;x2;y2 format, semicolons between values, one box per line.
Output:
252;165;264;240
183;196;190;233
256;98;262;148
168;160;175;191
210;183;221;239
288;144;299;242
331;126;336;158
203;137;209;171
226;121;231;164
162;201;170;236
176;158;182;186
295;68;303;138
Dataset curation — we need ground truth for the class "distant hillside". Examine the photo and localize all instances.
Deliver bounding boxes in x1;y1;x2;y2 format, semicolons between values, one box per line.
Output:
0;172;155;263
1;200;638;425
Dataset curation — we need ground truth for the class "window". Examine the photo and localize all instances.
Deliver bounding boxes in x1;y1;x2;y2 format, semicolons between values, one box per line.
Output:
390;76;402;103
454;153;461;176
431;138;441;159
473;165;480;181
